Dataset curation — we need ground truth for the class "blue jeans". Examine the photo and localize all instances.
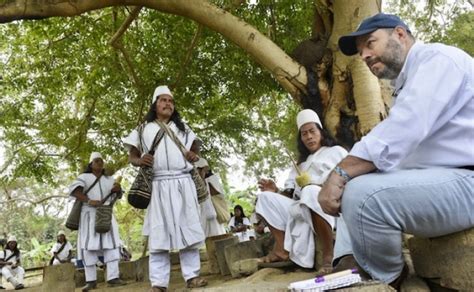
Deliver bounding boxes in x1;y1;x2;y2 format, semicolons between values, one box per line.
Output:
334;168;474;283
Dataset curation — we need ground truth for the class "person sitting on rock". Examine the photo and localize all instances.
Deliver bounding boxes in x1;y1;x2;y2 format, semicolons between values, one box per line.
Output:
50;230;73;265
0;236;25;290
255;109;347;273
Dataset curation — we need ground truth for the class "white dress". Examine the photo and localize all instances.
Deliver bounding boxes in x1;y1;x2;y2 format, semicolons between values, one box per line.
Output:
256;146;348;268
50;241;73;265
68;173;121;265
123;121;205;251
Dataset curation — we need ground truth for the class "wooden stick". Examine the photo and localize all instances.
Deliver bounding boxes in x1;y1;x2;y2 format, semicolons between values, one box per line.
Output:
283;148;302;175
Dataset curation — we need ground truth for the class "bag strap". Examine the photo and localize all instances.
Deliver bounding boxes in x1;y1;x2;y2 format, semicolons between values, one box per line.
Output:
56;241;67;255
156;120;188;158
5;251;16;262
138;122;166;155
83;174;102;199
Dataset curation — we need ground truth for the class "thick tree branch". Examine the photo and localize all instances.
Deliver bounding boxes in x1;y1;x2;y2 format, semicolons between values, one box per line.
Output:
0;0;307;99
108;6;142;46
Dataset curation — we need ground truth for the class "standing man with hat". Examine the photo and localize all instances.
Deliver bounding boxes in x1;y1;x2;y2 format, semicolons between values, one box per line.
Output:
318;13;474;289
0;236;25;290
124;85;207;291
69;152;125;291
49;231;73;265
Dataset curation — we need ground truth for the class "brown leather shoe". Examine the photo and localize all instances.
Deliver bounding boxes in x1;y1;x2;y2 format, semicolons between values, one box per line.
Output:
389;264;409;291
332;255;372;280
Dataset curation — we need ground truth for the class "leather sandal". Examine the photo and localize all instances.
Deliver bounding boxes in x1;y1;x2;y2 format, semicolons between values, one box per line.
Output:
186;276;208;288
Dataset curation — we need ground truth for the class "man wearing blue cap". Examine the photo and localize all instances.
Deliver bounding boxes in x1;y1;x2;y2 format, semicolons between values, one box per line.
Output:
318;13;473;289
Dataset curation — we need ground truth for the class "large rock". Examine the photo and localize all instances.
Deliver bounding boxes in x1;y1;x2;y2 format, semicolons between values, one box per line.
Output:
74;267;105;287
42;263;76;292
214;236;239;276
225;240;264;278
408;227;474;291
206;234;233;274
204;234;235;274
229;258;259;278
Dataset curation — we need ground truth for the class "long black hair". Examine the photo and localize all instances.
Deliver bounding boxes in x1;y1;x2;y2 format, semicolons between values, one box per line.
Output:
233;205;247;225
83;162;105;175
5;241;20;257
297;123;336;164
144;100;186;133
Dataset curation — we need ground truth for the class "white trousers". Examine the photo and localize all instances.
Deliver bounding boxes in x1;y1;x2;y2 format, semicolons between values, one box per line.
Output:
149;248;200;287
2;266;24;286
84;259;119;282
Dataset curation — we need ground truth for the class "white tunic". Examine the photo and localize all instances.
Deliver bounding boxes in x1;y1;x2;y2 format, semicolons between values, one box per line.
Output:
0;249;20;265
256;146;348;268
123;121;205;251
50;241;73;263
68;173;121;263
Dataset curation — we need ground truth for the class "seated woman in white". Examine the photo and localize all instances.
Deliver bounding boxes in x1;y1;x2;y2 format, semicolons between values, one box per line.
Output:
256;109;347;273
0;236;25;290
50;231;73;265
228;205;252;241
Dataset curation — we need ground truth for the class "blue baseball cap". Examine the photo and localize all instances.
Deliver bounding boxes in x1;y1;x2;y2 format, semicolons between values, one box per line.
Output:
338;13;410;56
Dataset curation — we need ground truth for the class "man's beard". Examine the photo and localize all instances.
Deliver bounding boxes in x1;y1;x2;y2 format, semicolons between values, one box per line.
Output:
367;38;405;80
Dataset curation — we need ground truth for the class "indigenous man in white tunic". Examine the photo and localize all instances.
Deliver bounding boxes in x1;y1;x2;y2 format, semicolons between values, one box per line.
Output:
124;85;207;291
256;109;347;273
69;152;125;291
49;230;73;265
195;157;226;238
0;236;25;290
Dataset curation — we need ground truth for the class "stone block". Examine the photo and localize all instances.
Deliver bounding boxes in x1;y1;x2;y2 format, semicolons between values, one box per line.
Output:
229;258;259;278
224;240;264;278
42;263;76;292
214;236;239;276
408;228;474;291
119;261;136;281
400;275;430;292
135;256;149;282
204;234;234;274
336;281;395;291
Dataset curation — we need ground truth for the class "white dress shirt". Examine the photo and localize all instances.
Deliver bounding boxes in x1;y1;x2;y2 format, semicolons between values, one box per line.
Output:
351;42;474;170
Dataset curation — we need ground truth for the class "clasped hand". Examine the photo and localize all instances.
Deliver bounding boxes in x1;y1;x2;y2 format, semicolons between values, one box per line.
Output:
318;174;345;216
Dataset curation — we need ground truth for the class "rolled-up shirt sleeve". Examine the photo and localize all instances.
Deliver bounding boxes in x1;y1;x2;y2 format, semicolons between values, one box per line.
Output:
350;50;469;171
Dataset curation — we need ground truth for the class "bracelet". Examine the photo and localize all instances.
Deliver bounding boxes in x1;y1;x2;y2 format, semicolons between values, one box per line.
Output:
334;166;352;183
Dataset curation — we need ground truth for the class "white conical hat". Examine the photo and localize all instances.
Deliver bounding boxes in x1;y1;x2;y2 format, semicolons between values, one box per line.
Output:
57;230;66;236
152;85;173;103
89;152;102;162
296;109;322;130
7;235;17;243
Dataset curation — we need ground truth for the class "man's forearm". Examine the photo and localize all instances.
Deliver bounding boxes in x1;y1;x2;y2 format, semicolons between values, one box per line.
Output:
338;155;377;179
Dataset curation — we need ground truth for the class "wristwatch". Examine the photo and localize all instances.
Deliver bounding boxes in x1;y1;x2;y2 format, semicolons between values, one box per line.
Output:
334;166;352;183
